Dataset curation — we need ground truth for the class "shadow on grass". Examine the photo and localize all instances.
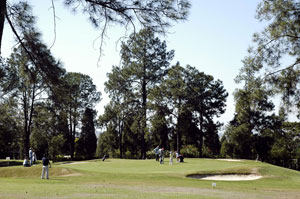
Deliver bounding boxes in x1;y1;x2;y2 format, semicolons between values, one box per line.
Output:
0;161;23;167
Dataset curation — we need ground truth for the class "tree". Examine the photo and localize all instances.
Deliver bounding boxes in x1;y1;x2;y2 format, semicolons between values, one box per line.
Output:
120;28;174;158
149;106;170;150
76;108;97;159
62;72;101;160
4;39;63;158
150;63;187;153
184;65;227;157
223;57;276;159
102;66;135;158
96;130;115;158
150;63;227;156
29;101;68;161
1;0;191;54
0;23;65;159
0;98;21;159
269;121;300;168
245;0;300;116
98;104;121;157
178;108;199;148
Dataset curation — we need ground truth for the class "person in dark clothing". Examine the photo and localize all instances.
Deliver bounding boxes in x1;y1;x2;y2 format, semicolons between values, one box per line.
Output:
102;154;107;161
159;148;164;164
41;154;51;179
154;146;159;161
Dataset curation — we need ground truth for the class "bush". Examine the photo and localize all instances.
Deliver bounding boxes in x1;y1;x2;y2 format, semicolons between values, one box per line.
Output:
180;145;199;158
202;146;217;158
146;150;155;159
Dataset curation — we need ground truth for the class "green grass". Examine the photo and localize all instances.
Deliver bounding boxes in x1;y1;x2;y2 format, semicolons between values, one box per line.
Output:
0;158;300;199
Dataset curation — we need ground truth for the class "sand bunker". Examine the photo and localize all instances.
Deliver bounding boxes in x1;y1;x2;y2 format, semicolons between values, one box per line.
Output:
66;161;89;165
217;159;242;162
188;174;262;181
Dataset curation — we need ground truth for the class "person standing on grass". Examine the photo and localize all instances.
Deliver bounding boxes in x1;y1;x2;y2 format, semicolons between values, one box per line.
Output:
154;146;159;161
159;147;164;164
175;151;179;162
169;150;173;165
41;154;51;179
32;150;37;164
29;148;33;165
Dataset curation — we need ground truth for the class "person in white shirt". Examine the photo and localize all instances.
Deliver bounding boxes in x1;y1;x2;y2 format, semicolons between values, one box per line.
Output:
169;151;173;165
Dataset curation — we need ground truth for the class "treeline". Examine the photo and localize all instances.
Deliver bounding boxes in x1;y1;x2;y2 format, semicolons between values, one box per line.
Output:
0;13;101;161
1;0;300;171
97;29;228;159
97;27;300;171
0;27;228;161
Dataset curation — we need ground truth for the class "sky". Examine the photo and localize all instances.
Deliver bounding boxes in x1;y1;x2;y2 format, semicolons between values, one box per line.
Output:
2;0;266;128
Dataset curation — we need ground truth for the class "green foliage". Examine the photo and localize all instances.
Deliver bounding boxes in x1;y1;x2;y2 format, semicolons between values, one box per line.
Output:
149;108;170;149
64;0;190;33
0;100;20;159
5;34;64;158
226;55;277;160
100;28;174;159
76;108;97;159
49;135;66;162
269;122;300;168
223;0;300;168
62;72;101;159
1;0;191;55
96;130;116;158
180;145;199;158
149;63;227;157
121;28;174;158
244;0;300;115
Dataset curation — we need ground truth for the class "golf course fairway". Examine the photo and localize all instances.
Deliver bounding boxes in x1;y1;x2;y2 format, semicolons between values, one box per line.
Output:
0;158;300;199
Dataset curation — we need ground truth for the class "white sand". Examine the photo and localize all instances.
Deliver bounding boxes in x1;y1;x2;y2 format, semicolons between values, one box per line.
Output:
189;174;262;181
217;159;242;162
68;161;89;164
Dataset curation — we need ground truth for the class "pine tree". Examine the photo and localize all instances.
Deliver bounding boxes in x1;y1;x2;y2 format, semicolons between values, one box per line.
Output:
78;108;97;159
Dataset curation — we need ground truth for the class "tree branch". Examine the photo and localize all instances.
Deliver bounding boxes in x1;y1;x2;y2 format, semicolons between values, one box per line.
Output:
5;12;38;72
264;59;300;78
49;0;57;49
0;0;6;54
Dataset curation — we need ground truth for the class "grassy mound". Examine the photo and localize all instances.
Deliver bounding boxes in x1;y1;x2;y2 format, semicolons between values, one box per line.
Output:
0;164;76;178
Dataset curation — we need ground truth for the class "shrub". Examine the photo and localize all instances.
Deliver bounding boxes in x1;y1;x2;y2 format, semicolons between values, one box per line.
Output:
180;145;199;158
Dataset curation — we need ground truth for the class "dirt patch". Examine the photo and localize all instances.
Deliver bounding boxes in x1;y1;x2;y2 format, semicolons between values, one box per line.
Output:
187;174;262;181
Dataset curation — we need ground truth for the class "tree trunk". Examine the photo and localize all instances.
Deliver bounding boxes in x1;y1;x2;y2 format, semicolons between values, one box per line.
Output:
70;122;75;160
22;91;30;159
141;76;147;159
176;98;182;154
118;117;123;159
68;105;74;160
199;112;204;158
0;0;6;54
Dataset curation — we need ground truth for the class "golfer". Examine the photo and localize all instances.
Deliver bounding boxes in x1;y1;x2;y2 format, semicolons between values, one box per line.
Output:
154;146;159;161
41;154;51;179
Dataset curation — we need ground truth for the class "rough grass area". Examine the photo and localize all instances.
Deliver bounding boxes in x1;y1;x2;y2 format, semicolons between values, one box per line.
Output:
0;158;300;199
0;165;76;178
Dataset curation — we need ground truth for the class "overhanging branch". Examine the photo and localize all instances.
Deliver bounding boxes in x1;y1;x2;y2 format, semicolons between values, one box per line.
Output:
264;59;300;78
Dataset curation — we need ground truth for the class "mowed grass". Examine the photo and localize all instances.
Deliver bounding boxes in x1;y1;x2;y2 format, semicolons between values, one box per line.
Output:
0;158;300;199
